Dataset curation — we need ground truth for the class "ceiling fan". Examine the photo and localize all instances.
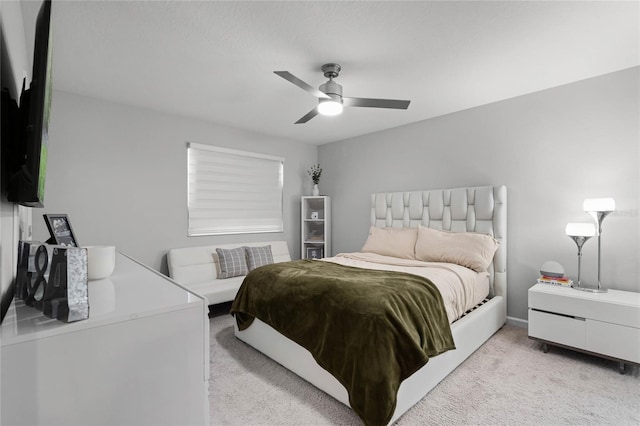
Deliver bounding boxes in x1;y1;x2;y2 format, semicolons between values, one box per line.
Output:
274;63;411;124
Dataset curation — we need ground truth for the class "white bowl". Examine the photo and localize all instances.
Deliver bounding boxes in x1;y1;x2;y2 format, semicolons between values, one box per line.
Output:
85;245;116;280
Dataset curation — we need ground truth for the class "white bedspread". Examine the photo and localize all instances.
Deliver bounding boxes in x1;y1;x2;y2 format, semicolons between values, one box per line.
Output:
322;252;490;324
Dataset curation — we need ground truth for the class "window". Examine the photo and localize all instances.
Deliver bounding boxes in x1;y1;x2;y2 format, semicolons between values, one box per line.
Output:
187;143;284;236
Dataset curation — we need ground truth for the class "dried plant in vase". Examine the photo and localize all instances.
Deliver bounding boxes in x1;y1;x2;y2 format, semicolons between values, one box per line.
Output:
308;164;322;196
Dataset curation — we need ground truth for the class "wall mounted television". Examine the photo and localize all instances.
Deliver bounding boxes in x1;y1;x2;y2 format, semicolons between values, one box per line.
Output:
1;0;52;323
7;0;53;208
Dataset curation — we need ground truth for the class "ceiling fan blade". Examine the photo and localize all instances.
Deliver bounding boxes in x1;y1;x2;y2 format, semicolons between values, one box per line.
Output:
295;107;319;124
274;71;331;100
343;97;411;110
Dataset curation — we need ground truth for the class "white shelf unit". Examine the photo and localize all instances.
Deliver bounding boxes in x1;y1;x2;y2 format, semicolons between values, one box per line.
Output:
1;253;210;425
528;283;640;373
301;196;331;259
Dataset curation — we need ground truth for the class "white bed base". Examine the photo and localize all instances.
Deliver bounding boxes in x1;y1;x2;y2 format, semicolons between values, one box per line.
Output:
234;295;504;423
234;185;507;424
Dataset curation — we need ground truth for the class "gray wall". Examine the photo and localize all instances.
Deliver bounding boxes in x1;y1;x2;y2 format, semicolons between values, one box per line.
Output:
319;67;640;322
33;91;317;274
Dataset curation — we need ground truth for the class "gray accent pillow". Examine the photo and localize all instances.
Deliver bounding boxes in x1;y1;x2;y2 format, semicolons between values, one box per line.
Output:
216;247;248;279
244;245;274;271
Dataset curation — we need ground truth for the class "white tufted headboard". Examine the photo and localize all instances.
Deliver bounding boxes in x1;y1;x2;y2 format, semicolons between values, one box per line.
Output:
370;185;507;299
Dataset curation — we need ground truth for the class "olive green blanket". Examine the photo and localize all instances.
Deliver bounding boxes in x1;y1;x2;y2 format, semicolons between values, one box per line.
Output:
230;259;455;426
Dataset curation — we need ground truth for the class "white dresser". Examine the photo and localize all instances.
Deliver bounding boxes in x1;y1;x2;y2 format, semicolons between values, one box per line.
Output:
528;283;640;373
1;253;209;425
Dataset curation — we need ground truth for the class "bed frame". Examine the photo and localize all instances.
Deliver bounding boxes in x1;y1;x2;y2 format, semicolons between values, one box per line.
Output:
234;185;507;424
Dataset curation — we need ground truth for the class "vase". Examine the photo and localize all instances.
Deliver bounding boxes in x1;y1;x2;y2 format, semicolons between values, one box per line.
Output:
312;184;320;196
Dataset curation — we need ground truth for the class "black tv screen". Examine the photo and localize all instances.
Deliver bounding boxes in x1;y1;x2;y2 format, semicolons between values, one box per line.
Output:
8;0;52;208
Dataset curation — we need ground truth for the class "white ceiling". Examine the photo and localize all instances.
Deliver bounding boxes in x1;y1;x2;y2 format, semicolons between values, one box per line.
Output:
21;1;640;145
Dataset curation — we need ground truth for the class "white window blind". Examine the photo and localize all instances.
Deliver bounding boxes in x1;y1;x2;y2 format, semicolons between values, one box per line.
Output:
187;142;284;236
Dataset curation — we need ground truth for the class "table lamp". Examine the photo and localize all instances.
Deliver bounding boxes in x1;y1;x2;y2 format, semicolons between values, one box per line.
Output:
565;222;596;289
582;198;615;293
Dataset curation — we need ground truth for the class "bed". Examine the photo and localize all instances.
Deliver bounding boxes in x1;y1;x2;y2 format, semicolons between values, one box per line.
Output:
232;185;507;425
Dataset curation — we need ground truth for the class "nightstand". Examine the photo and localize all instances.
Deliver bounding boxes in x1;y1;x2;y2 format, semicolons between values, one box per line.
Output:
528;283;640;373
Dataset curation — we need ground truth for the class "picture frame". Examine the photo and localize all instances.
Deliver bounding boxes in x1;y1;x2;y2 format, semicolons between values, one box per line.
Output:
306;246;324;259
43;214;79;247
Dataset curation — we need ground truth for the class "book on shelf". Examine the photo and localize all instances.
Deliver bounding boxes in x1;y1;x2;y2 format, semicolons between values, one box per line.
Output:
537;275;573;287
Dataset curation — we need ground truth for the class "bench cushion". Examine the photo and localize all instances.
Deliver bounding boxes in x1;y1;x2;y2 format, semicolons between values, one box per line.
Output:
168;241;291;305
187;278;245;306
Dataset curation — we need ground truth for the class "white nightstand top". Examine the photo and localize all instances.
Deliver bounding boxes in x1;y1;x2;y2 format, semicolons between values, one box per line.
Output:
530;283;640;307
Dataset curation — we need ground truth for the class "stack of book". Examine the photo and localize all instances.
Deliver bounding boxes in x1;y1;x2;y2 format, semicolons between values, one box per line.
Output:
537;275;573;287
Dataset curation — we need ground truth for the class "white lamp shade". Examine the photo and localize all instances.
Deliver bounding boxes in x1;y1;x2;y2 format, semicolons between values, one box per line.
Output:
583;198;615;212
317;100;343;116
565;222;596;237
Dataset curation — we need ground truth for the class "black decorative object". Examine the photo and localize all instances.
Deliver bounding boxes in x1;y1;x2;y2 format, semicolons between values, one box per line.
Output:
16;242;89;322
15;241;39;301
43;214;78;247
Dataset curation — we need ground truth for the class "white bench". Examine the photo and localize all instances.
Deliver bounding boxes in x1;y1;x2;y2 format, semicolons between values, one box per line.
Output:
167;241;291;305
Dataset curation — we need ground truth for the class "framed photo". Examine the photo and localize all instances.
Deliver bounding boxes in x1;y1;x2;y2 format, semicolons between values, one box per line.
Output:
306;246;324;259
43;214;78;247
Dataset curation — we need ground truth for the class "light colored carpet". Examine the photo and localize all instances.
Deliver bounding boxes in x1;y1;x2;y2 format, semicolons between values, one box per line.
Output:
209;314;640;425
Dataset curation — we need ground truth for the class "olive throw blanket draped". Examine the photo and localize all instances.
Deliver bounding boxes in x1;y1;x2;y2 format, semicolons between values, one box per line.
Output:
230;259;455;426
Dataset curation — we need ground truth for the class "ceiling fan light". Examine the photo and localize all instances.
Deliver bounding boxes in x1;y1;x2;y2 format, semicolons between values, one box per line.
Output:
318;100;343;116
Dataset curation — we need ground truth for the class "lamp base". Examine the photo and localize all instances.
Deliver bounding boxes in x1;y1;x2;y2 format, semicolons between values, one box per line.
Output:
573;285;608;293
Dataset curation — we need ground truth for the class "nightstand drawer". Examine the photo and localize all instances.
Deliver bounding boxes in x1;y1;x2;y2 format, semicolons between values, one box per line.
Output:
587;320;640;363
529;309;585;349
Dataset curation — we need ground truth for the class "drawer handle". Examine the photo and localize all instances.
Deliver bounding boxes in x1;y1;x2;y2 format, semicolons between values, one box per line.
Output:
531;308;585;321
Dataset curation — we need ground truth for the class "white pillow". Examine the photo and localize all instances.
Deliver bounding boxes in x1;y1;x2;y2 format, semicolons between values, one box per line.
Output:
415;226;499;272
361;226;418;259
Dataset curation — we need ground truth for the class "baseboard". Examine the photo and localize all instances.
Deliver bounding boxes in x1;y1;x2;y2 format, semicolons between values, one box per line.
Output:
506;316;527;328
